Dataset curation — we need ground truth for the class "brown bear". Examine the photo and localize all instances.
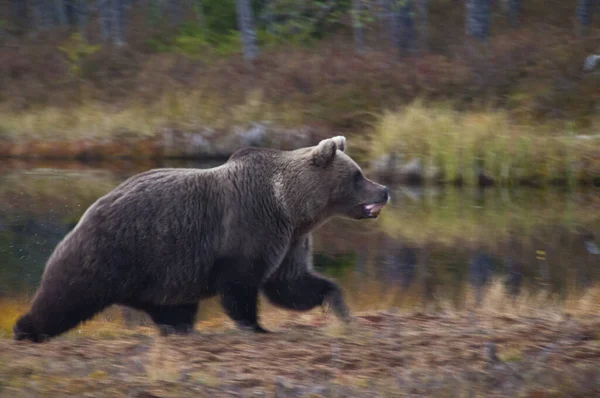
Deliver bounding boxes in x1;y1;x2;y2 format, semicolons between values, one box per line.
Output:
14;136;389;342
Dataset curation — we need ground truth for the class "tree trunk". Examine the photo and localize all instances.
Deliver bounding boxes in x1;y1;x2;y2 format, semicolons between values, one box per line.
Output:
416;0;429;52
465;0;491;42
65;0;77;26
98;0;111;42
77;0;89;37
577;0;593;35
53;0;68;26
194;0;207;30
236;0;259;61
397;0;416;54
98;0;127;46
65;0;86;28
387;0;417;56
378;0;389;44
31;0;50;31
388;0;400;52
261;0;274;34
10;0;29;33
352;0;365;53
508;0;520;28
168;0;185;27
111;0;126;46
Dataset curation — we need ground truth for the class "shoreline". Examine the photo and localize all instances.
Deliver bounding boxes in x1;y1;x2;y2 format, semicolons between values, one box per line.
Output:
1;128;599;188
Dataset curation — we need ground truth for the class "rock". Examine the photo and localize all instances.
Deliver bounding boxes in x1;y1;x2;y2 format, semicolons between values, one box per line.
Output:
371;152;404;181
160;128;218;158
234;122;268;147
371;154;445;185
399;157;424;185
477;169;495;187
400;186;426;202
263;126;315;151
425;164;443;183
583;54;600;72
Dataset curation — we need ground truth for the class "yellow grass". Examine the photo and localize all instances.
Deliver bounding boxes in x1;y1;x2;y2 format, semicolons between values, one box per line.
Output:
0;89;304;142
369;100;600;186
2;280;599;340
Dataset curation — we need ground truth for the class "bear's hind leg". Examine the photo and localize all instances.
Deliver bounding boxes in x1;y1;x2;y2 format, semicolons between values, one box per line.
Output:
220;282;270;333
14;287;110;343
135;302;199;336
262;272;351;322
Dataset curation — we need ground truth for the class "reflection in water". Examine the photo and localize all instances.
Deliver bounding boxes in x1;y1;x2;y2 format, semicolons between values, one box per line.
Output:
379;237;418;289
504;256;523;298
0;162;599;324
469;252;493;306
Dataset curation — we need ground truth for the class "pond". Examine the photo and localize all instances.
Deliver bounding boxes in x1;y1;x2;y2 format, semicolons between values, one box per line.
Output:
0;159;598;330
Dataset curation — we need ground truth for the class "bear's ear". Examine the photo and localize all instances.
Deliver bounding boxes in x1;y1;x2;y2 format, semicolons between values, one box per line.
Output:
331;136;346;153
311;138;338;167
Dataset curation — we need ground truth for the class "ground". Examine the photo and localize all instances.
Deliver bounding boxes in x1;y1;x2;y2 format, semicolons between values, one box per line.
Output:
1;310;599;397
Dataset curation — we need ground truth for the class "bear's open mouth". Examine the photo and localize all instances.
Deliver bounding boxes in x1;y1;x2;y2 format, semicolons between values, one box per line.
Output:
362;202;387;218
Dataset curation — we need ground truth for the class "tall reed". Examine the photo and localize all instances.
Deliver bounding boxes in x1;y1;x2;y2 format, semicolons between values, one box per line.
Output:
369;101;600;186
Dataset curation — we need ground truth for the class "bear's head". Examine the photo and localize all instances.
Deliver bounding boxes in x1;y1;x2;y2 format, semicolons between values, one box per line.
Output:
305;136;390;220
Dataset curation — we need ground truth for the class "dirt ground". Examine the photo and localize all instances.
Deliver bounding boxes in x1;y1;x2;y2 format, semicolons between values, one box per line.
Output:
1;311;600;398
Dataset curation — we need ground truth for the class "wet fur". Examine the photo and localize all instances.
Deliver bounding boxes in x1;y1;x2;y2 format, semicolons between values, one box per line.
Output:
14;136;385;342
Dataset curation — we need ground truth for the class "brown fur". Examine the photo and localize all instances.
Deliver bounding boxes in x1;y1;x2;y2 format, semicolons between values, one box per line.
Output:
14;136;389;342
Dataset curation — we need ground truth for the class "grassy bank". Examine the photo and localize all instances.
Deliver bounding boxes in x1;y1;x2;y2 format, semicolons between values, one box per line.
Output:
369;102;600;187
1;281;600;397
0;89;304;142
1;99;599;187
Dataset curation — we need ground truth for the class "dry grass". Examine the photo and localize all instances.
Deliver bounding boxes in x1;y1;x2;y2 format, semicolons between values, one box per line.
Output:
1;279;600;396
0;88;303;142
2;280;599;340
369;101;600;186
0;299;28;340
0;305;599;397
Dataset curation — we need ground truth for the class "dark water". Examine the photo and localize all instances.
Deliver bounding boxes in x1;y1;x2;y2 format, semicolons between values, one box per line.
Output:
0;160;599;317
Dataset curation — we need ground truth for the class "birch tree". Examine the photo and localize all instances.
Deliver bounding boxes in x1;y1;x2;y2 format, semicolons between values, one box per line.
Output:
352;0;365;53
507;0;520;28
465;0;491;42
236;0;259;61
415;0;428;51
577;0;594;35
398;0;416;53
98;0;126;46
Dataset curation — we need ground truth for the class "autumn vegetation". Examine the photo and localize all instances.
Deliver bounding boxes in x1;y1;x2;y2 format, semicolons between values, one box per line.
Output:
0;3;599;188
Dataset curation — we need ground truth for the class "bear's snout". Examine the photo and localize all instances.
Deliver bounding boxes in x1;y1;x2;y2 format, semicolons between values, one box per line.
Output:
357;182;390;219
381;186;390;203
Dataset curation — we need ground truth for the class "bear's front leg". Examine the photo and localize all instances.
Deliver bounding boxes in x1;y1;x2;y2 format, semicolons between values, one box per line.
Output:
220;281;271;333
130;302;199;336
262;272;351;323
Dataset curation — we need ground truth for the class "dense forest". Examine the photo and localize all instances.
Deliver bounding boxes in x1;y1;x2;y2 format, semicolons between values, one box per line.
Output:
2;1;597;55
0;1;598;129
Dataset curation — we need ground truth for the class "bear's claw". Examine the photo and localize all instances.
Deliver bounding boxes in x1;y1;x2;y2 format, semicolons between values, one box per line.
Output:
323;289;352;324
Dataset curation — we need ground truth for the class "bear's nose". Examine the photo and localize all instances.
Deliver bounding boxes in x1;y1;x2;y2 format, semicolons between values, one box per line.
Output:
382;186;390;202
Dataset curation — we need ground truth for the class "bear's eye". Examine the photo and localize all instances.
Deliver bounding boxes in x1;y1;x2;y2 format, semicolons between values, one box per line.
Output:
353;170;363;184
